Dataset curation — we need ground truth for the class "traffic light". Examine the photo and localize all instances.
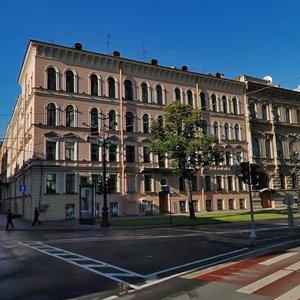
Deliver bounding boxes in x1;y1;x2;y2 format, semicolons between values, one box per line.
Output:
250;164;260;187
240;162;250;183
104;178;115;194
96;180;103;195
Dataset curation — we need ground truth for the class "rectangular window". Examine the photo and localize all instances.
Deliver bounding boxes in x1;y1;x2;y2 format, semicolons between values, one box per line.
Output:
239;198;245;209
109;174;118;193
109;144;117;162
225;151;231;165
66;174;75;193
144;175;152;192
229;199;235;210
216;176;222;191
205;176;211;191
217;199;223;210
46;173;56;194
46;141;56;160
91;144;99;161
126;145;135;162
227;176;233;191
65;142;75;160
238;177;244;191
143;147;151;163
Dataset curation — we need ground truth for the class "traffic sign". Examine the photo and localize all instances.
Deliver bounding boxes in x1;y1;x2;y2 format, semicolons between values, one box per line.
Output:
19;184;26;192
284;194;294;206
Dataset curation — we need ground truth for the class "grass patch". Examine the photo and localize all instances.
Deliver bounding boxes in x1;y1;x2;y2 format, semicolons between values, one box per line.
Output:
109;209;299;227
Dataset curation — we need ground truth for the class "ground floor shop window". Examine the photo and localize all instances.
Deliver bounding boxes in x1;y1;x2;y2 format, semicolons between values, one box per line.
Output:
65;204;75;219
179;201;186;212
140;200;153;214
217;199;223;210
206;200;212;211
110;202;118;216
229;199;235;210
239;198;246;209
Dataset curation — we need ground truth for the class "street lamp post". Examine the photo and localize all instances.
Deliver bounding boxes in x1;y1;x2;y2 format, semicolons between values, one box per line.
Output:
99;137;110;227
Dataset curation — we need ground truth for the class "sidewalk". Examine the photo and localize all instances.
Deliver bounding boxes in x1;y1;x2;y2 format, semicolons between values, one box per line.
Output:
0;213;103;231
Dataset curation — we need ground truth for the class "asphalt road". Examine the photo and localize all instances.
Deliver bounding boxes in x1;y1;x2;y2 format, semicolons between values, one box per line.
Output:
0;220;300;300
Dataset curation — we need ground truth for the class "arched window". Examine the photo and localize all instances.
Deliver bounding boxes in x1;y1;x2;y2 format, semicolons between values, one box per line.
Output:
108;77;116;98
47;67;56;90
234;124;240;140
109;110;117;130
66;70;75;93
252;137;260;157
126;111;134;132
187;90;193;106
213;122;219;137
200;92;206;110
90;74;98;96
262;104;267;120
232;97;238;114
156;85;163;105
224;123;229;140
222;95;228;113
141;83;148;103
46;103;56;126
174;88;181;101
158;115;164;127
124;80;133;100
211;94;217;112
65;105;75;127
142;114;150;133
90;108;99;135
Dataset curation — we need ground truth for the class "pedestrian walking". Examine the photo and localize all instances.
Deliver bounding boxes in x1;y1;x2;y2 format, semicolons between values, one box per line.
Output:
32;207;41;226
5;209;14;229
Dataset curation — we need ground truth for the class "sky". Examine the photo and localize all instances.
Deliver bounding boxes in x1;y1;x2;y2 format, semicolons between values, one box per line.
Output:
1;0;300;140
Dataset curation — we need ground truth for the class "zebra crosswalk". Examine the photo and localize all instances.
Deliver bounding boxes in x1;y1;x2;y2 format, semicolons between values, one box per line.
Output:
188;249;300;299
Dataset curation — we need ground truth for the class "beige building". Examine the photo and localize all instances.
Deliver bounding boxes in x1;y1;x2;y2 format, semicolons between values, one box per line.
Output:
0;40;250;221
237;75;300;209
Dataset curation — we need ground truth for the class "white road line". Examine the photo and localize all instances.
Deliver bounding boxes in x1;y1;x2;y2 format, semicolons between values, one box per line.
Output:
274;284;300;300
285;261;300;271
259;252;297;265
146;248;248;278
237;270;293;294
20;242;144;289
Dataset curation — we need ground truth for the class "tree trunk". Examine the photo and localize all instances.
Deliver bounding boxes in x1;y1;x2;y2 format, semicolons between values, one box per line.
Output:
185;178;195;219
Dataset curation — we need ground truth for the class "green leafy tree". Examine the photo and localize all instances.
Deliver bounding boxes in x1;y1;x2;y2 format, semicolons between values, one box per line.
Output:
150;101;223;219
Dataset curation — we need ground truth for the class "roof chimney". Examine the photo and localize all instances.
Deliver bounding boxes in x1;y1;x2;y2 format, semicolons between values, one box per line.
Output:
113;50;120;57
150;59;158;65
181;65;188;71
73;43;83;50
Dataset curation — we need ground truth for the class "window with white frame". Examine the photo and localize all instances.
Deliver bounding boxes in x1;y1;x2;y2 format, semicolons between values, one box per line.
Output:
65;173;76;193
46;141;57;160
65;142;75;160
46;173;57;194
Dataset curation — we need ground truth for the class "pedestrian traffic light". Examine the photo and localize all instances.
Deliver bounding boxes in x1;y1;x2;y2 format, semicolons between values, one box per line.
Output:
250;164;260;187
96;180;103;195
240;162;250;183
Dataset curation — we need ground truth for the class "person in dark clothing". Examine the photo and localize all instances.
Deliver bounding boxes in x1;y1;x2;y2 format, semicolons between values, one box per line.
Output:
5;209;14;229
32;207;41;226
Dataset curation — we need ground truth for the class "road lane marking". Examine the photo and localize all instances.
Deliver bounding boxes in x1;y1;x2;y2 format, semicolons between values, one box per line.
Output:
259;252;297;265
236;270;293;294
274;284;300;300
20;241;144;289
285;261;300;271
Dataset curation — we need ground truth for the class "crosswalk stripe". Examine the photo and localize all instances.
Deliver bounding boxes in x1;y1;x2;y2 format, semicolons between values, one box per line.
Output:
285;261;300;271
236;270;293;294
274;284;300;300
259;252;297;265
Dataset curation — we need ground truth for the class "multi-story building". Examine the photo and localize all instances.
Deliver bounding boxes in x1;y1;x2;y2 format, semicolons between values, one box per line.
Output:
237;75;300;209
0;40;251;220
